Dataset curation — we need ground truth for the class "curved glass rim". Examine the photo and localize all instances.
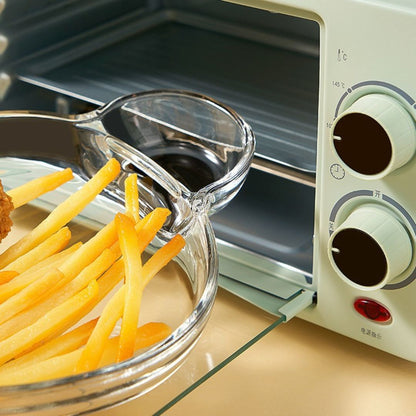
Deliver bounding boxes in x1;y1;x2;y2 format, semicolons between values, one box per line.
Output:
94;89;256;214
0;89;256;217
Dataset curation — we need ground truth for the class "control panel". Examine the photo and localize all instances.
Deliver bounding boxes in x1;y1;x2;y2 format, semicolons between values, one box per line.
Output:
302;81;416;360
229;0;416;361
299;8;416;357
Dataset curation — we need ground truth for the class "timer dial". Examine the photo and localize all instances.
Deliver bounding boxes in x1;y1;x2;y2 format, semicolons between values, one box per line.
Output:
331;94;416;178
329;204;413;290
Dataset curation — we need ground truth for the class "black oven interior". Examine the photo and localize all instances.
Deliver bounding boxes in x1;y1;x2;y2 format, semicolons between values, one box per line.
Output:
0;0;319;307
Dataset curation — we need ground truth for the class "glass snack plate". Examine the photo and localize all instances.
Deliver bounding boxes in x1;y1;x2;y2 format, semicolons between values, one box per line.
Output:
0;90;255;415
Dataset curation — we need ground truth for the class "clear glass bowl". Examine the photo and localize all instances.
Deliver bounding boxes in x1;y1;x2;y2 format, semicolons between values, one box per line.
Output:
0;90;255;414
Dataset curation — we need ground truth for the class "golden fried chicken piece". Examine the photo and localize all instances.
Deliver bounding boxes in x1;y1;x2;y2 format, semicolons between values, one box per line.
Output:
0;180;13;242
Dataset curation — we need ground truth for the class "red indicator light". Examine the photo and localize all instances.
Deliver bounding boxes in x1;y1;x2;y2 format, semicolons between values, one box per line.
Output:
354;298;391;323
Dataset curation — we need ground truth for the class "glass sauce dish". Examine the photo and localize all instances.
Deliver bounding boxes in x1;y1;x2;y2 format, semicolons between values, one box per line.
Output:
0;90;255;415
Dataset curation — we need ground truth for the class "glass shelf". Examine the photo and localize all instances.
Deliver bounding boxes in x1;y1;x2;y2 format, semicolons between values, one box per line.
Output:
95;289;284;416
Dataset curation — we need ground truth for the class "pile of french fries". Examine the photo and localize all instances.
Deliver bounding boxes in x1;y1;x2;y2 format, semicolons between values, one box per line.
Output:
0;158;185;385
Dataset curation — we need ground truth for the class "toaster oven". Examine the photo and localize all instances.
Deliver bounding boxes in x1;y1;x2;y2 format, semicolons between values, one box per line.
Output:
1;0;416;362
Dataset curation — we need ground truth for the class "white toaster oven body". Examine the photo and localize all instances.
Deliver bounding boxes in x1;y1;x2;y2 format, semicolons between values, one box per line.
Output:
235;0;416;360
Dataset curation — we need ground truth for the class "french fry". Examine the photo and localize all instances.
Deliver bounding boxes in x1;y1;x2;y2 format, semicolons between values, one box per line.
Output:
135;208;171;253
76;286;124;372
0;323;171;385
0;158;120;268
57;220;118;284
116;213;144;362
124;173;140;223
108;207;171;258
3;241;81;277
0;280;98;366
0;318;98;373
0;271;18;285
101;322;171;365
3;226;71;274
0;219;117;310
57;248;118;300
0;248;118;341
77;233;186;370
0;159;187;384
142;234;186;287
0;268;64;325
0;242;81;303
7;168;73;209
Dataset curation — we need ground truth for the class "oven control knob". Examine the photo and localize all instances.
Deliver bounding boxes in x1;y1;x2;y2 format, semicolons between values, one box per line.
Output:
329;204;412;290
331;93;416;178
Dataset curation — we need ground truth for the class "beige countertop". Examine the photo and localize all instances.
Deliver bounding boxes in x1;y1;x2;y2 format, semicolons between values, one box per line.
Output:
166;316;416;416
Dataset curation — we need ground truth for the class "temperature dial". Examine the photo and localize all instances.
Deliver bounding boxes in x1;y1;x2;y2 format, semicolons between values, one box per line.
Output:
331;94;416;178
329;204;413;290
